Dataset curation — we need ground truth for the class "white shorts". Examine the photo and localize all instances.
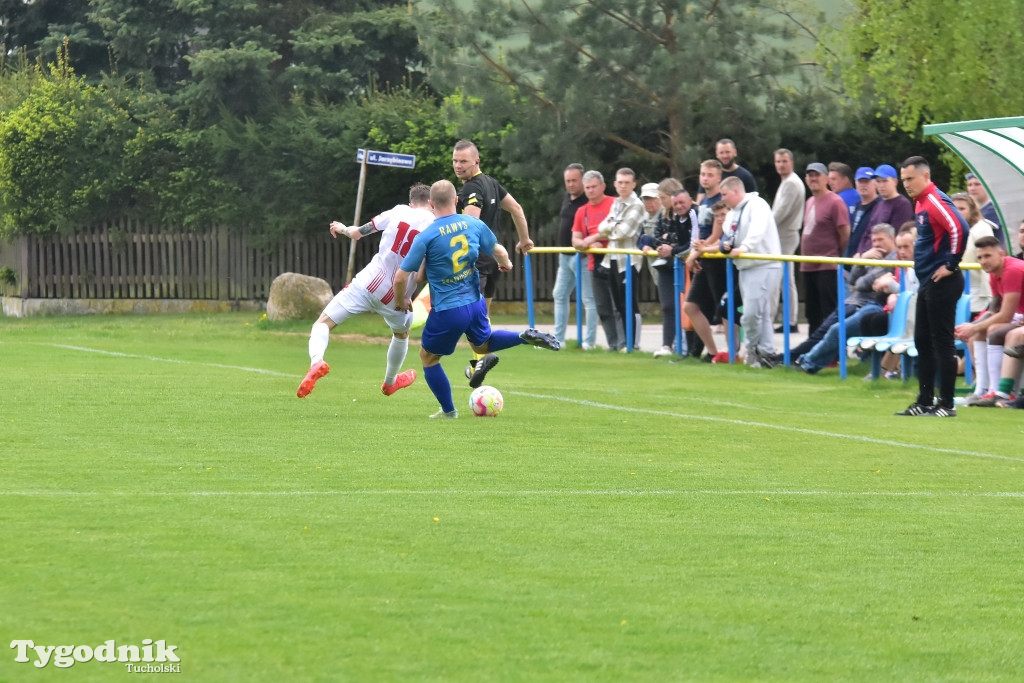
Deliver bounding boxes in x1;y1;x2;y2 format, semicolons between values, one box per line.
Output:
322;285;412;334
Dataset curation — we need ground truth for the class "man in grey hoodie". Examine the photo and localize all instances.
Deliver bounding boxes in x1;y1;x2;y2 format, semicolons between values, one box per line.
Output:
719;176;783;368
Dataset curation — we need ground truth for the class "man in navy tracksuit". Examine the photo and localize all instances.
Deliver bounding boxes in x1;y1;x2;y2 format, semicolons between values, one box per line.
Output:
896;156;968;417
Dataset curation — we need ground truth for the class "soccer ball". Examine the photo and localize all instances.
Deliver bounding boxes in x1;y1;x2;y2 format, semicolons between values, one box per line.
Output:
469;385;503;417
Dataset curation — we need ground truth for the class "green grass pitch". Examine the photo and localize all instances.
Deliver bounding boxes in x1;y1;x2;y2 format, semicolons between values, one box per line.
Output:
2;312;1024;681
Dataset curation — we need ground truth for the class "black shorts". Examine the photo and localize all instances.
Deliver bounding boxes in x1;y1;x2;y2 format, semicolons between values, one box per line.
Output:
475;253;500;299
686;258;727;319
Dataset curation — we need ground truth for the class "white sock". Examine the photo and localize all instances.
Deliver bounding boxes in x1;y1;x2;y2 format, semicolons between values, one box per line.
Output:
384;335;409;385
309;322;330;365
973;340;989;395
986;343;1004;394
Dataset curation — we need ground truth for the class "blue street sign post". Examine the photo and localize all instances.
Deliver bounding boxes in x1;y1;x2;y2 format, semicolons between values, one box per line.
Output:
355;149;417;169
347;149;418;282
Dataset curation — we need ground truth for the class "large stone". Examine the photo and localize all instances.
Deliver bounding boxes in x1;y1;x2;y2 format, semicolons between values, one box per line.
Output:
266;272;333;321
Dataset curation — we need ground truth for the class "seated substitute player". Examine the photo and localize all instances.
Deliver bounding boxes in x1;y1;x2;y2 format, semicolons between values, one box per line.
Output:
296;184;433;398
393;180;559;419
955;236;1024;406
995;326;1024;408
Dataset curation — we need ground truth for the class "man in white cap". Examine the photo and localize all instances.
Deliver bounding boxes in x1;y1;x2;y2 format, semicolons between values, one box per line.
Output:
638;181;663;289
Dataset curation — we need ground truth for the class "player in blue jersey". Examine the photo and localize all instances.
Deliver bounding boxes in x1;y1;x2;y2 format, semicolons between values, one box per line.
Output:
393;180;560;418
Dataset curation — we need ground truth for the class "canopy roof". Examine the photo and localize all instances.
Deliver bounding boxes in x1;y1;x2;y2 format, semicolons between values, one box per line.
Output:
924;116;1024;242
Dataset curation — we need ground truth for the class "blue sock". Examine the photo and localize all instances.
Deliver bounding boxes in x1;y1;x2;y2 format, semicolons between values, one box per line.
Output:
486;330;524;352
423;364;454;413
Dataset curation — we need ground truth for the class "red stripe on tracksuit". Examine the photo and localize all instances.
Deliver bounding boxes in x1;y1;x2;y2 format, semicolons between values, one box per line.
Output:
914;182;967;283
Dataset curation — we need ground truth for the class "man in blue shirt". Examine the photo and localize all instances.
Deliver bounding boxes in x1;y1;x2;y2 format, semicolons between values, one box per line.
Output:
828;162;860;223
394;180;559;418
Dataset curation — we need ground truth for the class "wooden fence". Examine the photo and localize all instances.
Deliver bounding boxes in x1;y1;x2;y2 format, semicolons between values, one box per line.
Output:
0;219;658;302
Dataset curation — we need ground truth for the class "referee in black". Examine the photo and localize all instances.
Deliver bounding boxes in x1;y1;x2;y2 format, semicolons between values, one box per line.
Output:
451;139;534;382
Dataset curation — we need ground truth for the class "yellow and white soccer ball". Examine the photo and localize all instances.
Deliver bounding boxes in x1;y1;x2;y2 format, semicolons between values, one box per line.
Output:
469;385;503;417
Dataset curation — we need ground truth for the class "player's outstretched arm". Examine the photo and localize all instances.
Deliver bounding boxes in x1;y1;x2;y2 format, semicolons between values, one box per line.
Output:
501;194;533;254
330;220;375;240
493;244;513;272
329;221;348;239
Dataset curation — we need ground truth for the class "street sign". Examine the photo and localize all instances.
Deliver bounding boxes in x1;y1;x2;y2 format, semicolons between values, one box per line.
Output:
355;149;417;169
347;148;417;283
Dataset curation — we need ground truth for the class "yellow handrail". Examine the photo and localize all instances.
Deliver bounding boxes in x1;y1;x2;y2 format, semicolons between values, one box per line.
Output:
524;246;979;270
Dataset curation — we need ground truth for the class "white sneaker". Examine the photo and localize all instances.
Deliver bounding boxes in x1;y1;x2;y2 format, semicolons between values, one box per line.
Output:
581;343;595;351
652;346;672;358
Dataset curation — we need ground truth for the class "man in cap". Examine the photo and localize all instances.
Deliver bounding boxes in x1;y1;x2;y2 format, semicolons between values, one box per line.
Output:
638;181;664;288
845;166;881;258
799;162;850;333
867;164;914;253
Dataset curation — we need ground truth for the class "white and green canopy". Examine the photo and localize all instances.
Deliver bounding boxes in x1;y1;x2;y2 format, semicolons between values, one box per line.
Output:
924;116;1024;243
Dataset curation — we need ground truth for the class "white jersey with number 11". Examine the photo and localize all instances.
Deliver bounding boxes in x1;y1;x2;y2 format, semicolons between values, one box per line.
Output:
352;204;434;308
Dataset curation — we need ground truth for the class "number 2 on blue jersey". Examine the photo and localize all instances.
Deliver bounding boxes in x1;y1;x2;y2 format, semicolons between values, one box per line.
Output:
450;235;469;274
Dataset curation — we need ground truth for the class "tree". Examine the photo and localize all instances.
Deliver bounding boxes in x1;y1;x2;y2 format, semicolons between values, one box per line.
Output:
84;0;194;91
838;0;1024;133
154;85;458;240
0;44;172;236
0;0;109;76
285;4;429;104
422;0;828;185
27;0;431;121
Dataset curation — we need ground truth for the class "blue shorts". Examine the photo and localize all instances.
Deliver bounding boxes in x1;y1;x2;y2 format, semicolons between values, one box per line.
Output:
421;299;492;357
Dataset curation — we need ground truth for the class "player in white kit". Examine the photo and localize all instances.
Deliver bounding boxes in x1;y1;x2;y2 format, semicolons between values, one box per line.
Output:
297;184;434;398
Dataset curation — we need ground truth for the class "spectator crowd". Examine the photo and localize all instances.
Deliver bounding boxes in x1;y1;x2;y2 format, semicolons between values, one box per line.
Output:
550;140;1024;412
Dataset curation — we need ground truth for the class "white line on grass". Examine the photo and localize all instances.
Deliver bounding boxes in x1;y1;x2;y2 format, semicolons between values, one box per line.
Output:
41;343;1019;463
510;391;1024;463
3;489;1024;498
46;343;294;378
